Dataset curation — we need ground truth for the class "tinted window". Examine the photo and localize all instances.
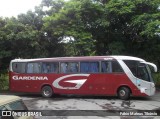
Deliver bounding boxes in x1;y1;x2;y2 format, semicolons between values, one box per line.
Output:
123;60;138;76
80;62;99;73
12;62;26;73
60;62;79;73
112;61;123;73
101;61;112;73
124;60;150;82
137;63;150;82
26;63;41;73
42;62;59;73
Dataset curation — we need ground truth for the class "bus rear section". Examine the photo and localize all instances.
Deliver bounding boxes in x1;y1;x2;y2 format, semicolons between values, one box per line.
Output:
9;56;157;100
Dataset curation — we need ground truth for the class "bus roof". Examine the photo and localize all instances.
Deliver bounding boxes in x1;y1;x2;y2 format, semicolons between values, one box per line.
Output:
0;95;21;106
11;56;145;62
112;56;145;61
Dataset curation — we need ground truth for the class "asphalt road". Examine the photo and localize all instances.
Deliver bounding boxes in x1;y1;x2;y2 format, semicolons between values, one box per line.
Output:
1;90;160;119
22;90;160;119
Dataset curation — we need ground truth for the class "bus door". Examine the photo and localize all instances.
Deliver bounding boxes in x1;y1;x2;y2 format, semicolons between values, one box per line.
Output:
136;63;155;96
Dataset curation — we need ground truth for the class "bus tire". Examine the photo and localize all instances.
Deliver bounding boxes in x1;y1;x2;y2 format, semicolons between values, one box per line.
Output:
41;86;53;98
118;87;130;100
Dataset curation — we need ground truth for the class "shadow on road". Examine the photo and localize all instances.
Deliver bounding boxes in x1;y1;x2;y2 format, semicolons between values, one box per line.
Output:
0;91;152;101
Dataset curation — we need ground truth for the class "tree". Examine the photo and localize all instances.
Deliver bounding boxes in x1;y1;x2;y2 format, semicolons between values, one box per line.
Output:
43;0;160;66
105;0;160;64
0;0;160;71
43;0;107;56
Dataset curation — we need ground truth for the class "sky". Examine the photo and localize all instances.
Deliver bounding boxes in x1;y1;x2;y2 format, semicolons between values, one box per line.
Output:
0;0;42;17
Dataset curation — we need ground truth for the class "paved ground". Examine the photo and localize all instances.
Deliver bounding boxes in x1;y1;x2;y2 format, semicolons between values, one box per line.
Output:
1;90;160;119
17;90;160;118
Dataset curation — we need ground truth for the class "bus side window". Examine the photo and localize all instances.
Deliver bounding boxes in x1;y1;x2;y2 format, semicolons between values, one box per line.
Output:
90;62;99;72
101;61;112;73
27;63;41;73
60;62;78;73
42;62;59;73
112;61;123;73
27;63;33;73
80;62;99;73
60;63;68;73
12;63;26;73
68;62;78;73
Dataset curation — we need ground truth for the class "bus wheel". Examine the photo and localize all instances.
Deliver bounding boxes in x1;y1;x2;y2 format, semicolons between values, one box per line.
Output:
118;87;130;100
41;86;53;98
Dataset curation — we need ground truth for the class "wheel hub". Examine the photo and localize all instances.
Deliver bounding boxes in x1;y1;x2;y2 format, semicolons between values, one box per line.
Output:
44;90;50;96
120;90;125;97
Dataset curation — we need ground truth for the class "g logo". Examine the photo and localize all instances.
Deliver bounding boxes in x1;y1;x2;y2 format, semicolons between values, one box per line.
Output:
52;74;90;89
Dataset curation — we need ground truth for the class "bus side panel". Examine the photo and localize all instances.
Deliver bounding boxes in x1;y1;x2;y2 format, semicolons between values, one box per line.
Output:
113;73;147;97
51;73;143;96
51;74;91;95
10;72;147;96
51;74;116;95
10;72;52;93
86;74;115;95
9;71;12;91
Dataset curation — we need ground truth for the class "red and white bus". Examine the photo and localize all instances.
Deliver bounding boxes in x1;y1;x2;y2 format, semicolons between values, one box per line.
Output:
9;56;157;100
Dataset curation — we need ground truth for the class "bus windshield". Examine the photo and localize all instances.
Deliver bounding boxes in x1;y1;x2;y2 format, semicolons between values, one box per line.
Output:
146;64;155;83
123;60;155;82
137;63;151;82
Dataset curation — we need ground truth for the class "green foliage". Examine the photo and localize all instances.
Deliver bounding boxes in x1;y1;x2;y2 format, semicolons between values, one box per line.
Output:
0;73;9;91
153;73;160;86
109;41;125;55
0;0;160;72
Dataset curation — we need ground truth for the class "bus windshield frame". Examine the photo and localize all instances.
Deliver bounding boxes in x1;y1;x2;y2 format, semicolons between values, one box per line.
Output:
123;60;155;83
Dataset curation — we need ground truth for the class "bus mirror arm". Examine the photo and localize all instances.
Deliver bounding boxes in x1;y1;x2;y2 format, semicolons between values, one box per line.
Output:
141;62;157;72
